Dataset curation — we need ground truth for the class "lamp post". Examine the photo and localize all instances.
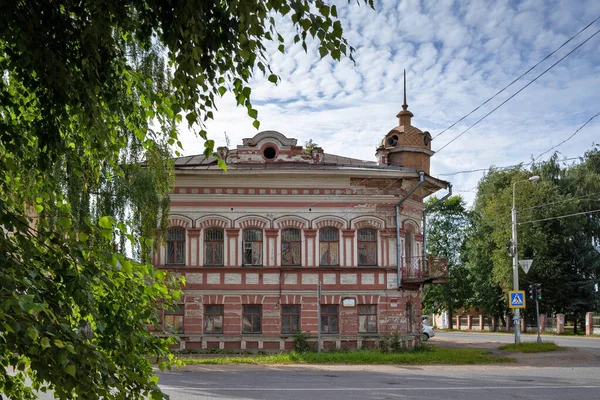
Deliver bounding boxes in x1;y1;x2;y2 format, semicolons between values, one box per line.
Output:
511;175;539;345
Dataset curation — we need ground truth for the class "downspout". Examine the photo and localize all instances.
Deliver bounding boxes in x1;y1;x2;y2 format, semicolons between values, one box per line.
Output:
396;171;425;289
422;183;453;262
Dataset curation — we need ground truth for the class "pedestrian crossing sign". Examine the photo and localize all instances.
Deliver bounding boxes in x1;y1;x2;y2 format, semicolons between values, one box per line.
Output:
508;291;526;308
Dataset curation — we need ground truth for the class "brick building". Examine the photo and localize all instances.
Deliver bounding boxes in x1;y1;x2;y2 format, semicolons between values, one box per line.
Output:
154;95;449;351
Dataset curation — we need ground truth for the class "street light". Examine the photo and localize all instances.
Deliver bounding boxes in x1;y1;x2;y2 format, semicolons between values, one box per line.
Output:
512;175;539;345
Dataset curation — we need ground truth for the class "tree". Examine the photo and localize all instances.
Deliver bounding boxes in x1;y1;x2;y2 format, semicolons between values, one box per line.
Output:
422;196;472;329
1;1;371;398
464;150;600;330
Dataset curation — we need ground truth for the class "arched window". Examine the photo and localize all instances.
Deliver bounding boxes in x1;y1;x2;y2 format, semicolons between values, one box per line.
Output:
358;228;377;266
281;228;301;266
405;228;415;271
243;229;263;266
319;228;339;266
204;228;224;266
166;227;185;265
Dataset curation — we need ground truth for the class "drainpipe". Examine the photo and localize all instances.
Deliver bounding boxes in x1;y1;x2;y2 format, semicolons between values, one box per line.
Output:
422;183;453;262
396;171;424;289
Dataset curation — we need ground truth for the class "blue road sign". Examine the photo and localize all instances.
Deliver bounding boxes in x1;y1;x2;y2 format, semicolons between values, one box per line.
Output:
508;290;526;308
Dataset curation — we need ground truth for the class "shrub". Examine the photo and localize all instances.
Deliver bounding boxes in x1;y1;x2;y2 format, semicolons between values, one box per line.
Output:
293;331;312;352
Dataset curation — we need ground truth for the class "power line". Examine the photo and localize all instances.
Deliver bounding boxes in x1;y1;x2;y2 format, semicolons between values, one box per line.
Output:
437;157;580;177
519;208;600;225
436;107;600;178
432;14;600;140
531;112;600;163
435;27;600;154
519;191;600;212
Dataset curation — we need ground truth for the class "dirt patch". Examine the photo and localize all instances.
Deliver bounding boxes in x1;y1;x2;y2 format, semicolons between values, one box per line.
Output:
430;339;600;367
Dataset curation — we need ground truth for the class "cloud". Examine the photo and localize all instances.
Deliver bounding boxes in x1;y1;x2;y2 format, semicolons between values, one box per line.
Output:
178;0;600;205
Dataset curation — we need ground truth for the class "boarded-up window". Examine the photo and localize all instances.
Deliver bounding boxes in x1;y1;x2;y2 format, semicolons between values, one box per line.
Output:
204;228;224;266
281;228;301;266
358;305;377;333
358;229;377;266
204;305;223;333
164;304;184;334
243;305;262;333
243;229;263;266
320;305;339;334
166;228;185;265
281;305;300;334
319;228;339;266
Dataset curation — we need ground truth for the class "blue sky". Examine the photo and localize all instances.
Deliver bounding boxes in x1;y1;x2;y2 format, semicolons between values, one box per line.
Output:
179;0;600;204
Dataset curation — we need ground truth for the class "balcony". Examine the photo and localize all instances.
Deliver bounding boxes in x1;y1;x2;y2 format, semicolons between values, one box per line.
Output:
402;255;449;288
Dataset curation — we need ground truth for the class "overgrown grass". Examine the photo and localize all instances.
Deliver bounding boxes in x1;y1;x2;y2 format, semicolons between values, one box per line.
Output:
498;342;565;353
179;346;514;365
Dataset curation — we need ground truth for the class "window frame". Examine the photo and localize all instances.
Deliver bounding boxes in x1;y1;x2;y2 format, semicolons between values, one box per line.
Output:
320;304;339;334
204;228;224;266
203;305;224;334
243;229;263;266
358;304;378;333
163;303;184;334
319;227;340;267
281;305;301;334
242;305;262;334
357;228;378;266
281;228;302;266
166;227;186;265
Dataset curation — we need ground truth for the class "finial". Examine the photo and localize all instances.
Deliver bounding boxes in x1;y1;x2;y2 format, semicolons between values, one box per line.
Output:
402;69;408;111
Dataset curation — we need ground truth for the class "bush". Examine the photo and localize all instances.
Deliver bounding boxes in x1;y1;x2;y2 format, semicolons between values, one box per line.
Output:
293;331;312;352
378;332;409;353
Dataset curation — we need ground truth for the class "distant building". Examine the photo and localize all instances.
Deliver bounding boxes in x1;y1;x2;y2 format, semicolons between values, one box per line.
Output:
154;85;449;351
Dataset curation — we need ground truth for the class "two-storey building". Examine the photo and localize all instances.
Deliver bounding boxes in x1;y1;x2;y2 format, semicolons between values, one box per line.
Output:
154;98;449;351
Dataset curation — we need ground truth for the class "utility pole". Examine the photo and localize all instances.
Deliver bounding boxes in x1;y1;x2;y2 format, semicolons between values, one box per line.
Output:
512;176;539;345
535;284;542;344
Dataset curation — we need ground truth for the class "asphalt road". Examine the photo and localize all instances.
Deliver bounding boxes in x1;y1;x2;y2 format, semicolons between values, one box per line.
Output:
158;364;600;400
435;330;600;348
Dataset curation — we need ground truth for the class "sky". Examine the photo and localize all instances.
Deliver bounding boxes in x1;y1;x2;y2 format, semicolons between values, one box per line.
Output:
178;0;600;205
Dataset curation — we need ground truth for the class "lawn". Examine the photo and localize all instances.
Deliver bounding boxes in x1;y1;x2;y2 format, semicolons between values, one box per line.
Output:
178;346;515;365
498;342;565;353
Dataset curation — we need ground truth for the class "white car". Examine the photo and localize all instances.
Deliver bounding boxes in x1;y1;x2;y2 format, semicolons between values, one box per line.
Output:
421;323;435;341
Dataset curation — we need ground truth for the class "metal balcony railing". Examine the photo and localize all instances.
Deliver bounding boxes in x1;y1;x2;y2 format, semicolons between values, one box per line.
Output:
402;255;448;280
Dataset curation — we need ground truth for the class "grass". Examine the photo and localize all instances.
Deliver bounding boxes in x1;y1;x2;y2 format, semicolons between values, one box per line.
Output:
178;346;515;365
498;342;565;353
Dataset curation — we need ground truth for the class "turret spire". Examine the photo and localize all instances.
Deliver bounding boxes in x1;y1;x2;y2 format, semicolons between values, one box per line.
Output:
402;69;408;111
396;69;413;125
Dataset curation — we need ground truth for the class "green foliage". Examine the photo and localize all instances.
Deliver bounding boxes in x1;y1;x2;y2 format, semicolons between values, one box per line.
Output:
1;0;371;398
178;347;514;365
423;196;473;323
303;139;320;155
498;342;564;353
377;332;408;353
464;150;600;324
292;331;313;352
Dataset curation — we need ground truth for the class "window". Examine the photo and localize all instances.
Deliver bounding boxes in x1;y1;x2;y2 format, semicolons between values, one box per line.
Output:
358;305;377;333
204;228;224;266
164;304;184;334
166;228;185;265
281;228;301;266
358;229;377;266
281;305;300;334
243;305;262;333
204;305;223;334
405;230;414;270
243;229;263;266
319;228;339;266
320;305;339;334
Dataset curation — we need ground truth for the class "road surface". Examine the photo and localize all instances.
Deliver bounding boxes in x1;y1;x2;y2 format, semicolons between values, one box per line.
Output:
158;363;600;400
434;330;600;348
